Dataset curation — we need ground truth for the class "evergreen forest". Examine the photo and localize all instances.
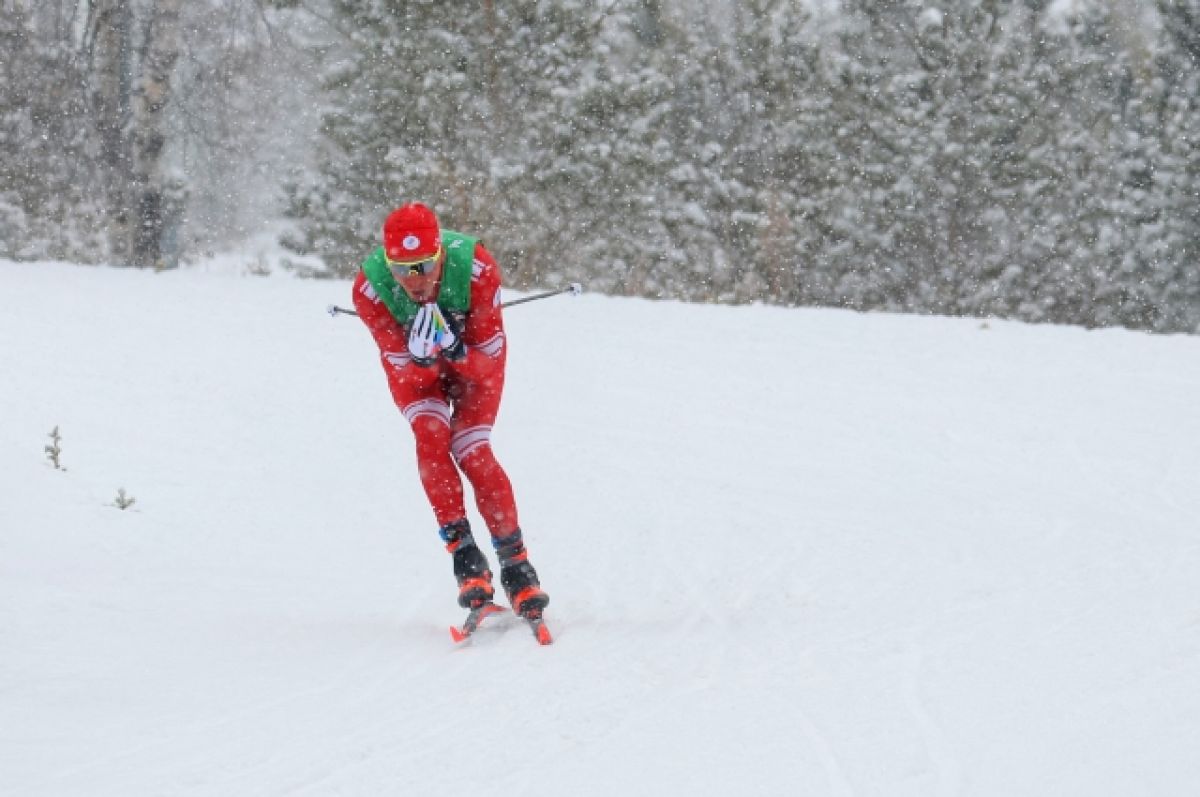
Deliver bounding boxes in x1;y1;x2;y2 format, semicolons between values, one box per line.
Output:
3;0;1199;333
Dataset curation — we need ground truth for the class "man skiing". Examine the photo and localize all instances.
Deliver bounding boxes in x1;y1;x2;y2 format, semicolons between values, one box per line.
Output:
351;202;549;631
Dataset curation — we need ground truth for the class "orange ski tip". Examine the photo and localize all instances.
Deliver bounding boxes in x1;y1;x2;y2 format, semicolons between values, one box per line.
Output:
450;625;467;643
535;624;553;645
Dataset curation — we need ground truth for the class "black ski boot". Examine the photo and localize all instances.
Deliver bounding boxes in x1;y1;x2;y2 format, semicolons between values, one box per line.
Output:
493;529;549;618
439;519;495;609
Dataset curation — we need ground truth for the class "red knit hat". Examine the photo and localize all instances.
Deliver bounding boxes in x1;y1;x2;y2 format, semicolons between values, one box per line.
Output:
383;203;440;262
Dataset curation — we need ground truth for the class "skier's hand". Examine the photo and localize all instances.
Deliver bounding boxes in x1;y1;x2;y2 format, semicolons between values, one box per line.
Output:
407;304;439;367
433;305;466;362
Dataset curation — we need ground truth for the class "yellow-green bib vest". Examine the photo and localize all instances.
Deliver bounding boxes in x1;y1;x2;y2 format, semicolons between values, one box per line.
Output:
361;230;478;327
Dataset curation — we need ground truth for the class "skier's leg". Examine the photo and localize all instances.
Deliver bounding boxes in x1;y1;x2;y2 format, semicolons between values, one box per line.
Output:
450;374;547;617
452;426;518;535
492;527;549;618
447;370;516;537
387;367;493;607
386;367;466;527
438;518;495;609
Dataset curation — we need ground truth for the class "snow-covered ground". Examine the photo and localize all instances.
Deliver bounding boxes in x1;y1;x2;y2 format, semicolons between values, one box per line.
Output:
2;258;1198;796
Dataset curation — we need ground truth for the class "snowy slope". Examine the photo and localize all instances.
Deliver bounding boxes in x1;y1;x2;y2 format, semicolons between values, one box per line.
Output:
2;259;1199;796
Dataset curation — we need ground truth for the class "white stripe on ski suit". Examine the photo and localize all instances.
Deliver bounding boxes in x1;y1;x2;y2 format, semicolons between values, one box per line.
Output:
383;350;412;369
473;331;505;358
402;398;451;427
451;425;492;462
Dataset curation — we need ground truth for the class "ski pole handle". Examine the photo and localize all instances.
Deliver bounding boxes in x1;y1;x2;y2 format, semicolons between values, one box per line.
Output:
326;283;582;318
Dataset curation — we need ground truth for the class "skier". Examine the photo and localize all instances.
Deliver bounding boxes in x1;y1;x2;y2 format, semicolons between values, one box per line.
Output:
351;202;549;625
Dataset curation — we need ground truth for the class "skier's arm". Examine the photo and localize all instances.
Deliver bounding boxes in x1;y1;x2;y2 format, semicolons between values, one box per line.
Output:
351;270;417;372
443;244;507;381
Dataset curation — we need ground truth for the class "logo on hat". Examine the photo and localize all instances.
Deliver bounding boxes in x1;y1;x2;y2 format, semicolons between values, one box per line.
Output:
403;234;420;251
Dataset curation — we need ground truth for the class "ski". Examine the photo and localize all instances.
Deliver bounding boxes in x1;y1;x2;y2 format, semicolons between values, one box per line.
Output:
524;610;554;645
449;602;553;645
449;601;506;643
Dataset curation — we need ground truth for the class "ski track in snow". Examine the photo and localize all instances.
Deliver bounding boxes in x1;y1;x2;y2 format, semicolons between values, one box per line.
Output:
902;644;963;797
3;260;1200;796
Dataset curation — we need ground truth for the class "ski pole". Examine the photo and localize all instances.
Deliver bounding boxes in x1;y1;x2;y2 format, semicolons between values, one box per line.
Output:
326;282;582;318
496;282;583;308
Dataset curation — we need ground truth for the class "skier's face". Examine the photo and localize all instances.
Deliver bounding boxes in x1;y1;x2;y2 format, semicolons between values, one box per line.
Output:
389;250;444;303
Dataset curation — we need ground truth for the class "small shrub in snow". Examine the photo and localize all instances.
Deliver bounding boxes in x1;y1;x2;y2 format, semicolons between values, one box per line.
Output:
44;426;65;470
113;488;136;510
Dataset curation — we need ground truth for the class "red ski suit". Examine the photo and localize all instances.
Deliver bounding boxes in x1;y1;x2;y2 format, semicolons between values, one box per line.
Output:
351;242;518;538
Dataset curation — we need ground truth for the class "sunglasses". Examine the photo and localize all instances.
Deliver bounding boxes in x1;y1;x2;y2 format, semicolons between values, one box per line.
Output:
386;249;441;278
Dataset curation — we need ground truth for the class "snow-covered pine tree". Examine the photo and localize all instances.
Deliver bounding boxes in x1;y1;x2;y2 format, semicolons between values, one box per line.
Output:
166;1;314;261
982;5;1113;328
1044;3;1161;330
0;2;37;256
1151;0;1200;332
72;0;185;267
648;12;737;302
285;0;494;276
466;0;614;290
0;2;108;261
521;0;749;303
495;0;674;297
1097;66;1173;330
828;1;1047;318
817;0;925;313
719;0;823;305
